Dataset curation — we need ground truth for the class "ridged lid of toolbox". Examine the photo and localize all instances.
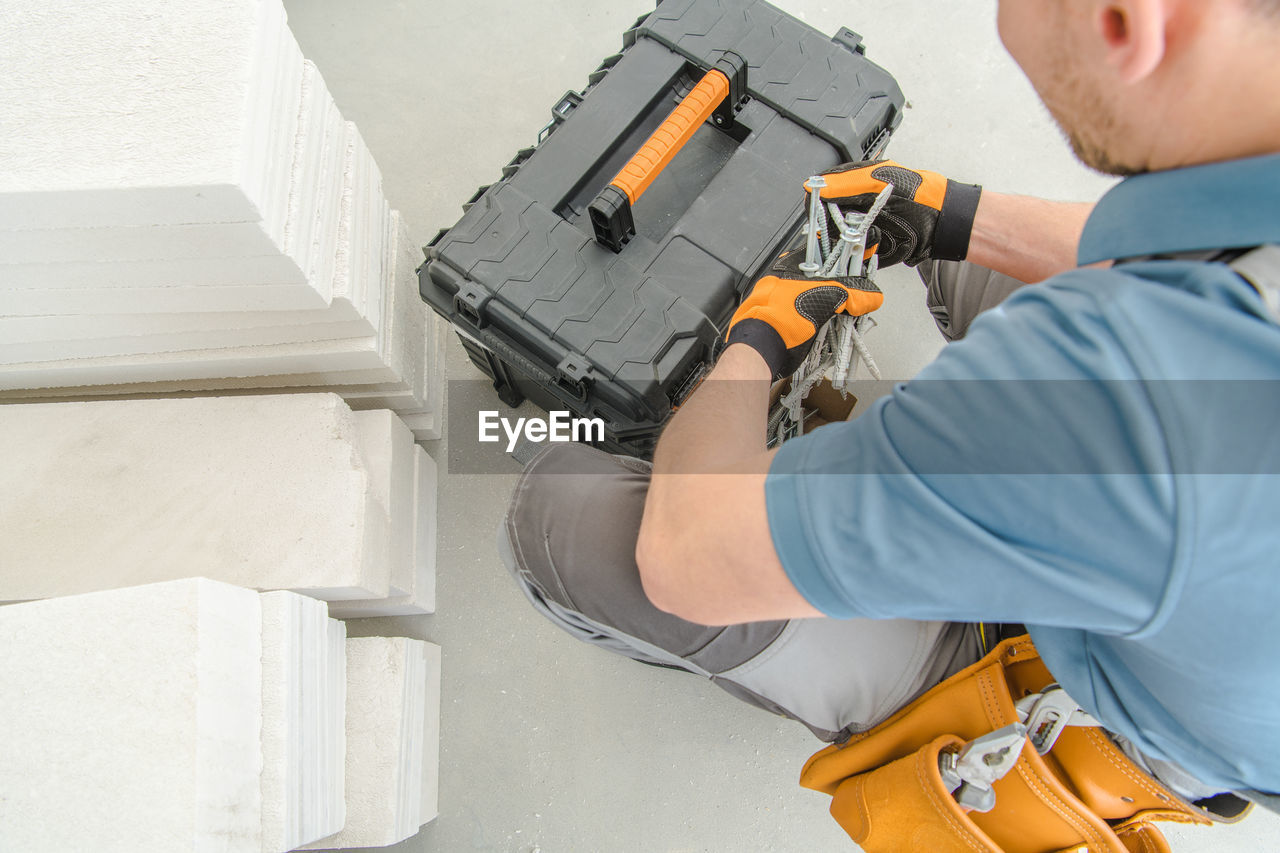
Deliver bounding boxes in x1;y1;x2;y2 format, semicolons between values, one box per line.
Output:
422;0;905;437
636;0;901;163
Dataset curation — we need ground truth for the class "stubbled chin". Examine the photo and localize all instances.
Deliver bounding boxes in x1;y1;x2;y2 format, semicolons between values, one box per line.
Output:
1048;107;1141;177
1067;130;1144;177
1038;87;1145;177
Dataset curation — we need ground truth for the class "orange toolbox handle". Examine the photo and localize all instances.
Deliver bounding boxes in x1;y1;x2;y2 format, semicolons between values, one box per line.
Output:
590;51;747;253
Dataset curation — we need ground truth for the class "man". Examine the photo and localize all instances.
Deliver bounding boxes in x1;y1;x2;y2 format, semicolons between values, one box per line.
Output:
500;0;1280;840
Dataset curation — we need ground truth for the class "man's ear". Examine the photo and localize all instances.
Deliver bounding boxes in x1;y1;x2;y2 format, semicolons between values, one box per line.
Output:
1095;0;1171;83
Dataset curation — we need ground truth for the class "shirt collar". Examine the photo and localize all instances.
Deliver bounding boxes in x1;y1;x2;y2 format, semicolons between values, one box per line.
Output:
1077;153;1280;266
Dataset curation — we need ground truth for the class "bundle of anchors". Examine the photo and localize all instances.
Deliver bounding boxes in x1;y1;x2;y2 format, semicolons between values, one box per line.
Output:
725;158;980;382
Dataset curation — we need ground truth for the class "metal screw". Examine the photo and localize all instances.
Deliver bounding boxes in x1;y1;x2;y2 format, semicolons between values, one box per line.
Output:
800;175;826;275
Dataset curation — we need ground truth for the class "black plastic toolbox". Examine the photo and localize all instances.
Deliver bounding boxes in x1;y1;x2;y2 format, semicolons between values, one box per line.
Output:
421;0;905;457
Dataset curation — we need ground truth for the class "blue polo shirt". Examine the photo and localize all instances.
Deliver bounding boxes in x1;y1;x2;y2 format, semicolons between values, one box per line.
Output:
765;153;1280;794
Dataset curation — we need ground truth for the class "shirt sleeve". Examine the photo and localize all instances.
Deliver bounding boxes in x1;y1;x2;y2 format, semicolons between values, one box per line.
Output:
765;274;1179;632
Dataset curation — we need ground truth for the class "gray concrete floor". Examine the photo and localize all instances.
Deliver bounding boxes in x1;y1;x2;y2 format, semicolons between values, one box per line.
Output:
284;2;1278;850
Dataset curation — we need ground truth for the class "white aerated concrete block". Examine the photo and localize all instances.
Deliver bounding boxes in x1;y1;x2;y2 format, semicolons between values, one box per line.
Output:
0;353;437;423
322;617;349;842
397;645;427;840
0;202;406;391
0;211;440;426
0;297;368;344
47;298;447;420
397;329;447;441
0;220;288;265
0;58;346;321
0;578;263;853
340;385;426;409
260;592;300;852
420;642;442;828
328;445;437;619
0;60;344;314
0;80;382;361
0;372;414;401
382;211;430;417
0;335;396;389
0;0;299;230
385;312;449;441
0;316;379;363
260;592;346;853
0;265;320;314
352;410;416;597
0;394;390;601
413;447;439;615
400;407;444;444
303;638;434;850
285;61;346;298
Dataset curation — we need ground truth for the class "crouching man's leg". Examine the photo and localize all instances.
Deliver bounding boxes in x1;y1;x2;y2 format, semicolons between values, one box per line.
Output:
499;442;982;742
919;259;1030;342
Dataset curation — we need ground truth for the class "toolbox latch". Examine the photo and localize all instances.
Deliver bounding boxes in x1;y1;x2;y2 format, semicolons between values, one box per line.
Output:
832;27;867;56
552;90;583;124
454;283;492;330
539;91;585;143
555;355;594;401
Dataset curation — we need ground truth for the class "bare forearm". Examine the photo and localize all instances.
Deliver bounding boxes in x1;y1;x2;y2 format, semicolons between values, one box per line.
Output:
650;344;773;477
637;344;817;624
966;192;1095;283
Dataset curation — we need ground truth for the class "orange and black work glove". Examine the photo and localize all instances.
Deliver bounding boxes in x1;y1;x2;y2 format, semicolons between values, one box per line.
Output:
811;159;982;268
725;246;883;381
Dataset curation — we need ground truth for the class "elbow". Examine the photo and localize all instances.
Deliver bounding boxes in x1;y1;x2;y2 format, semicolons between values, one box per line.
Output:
635;520;678;615
635;518;704;623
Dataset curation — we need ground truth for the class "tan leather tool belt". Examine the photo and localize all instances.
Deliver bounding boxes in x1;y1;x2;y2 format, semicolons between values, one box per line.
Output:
799;635;1216;853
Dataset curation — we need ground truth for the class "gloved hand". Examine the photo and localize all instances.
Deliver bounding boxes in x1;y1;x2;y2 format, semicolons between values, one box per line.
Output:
809;159;982;268
725;244;882;381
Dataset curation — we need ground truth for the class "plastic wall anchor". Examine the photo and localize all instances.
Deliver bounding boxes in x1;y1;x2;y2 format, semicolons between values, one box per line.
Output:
832;315;856;386
851;324;882;381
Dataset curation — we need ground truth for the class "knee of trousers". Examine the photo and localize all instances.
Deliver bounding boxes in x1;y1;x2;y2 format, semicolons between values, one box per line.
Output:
498;442;653;616
497;442;791;682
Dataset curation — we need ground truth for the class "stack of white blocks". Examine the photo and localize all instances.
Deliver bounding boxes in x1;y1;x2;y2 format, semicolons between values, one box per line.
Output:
260;591;348;852
305;638;442;850
0;578;441;852
0;393;437;617
0;0;445;441
1;2;446;848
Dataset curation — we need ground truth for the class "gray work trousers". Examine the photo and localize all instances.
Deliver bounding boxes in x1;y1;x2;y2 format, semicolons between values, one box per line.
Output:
498;260;1028;742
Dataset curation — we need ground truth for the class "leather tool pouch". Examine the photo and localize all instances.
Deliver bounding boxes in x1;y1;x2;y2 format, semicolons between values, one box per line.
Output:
800;636;1212;852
